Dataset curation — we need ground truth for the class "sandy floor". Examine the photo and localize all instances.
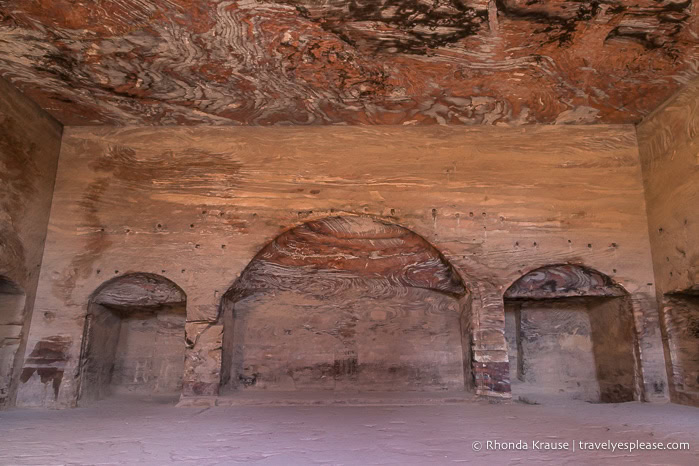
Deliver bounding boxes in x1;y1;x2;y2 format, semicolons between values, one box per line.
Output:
0;395;697;465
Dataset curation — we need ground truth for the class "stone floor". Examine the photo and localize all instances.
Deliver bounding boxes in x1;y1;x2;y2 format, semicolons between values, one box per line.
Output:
0;394;697;465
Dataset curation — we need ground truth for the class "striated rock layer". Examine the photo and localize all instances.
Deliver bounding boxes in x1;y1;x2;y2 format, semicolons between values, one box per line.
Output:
0;1;697;125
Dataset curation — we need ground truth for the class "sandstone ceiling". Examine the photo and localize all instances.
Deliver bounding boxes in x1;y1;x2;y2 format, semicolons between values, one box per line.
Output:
0;1;697;126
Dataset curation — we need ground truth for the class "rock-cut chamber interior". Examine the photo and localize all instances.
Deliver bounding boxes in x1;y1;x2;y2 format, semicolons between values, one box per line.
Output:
220;216;471;394
78;273;186;402
0;276;26;407
504;265;639;403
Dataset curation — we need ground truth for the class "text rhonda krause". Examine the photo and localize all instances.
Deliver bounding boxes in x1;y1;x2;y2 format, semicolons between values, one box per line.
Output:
486;440;690;452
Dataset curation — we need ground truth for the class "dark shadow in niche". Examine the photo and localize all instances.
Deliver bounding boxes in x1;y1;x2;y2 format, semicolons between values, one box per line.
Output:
504;264;641;403
0;276;26;408
219;216;473;396
77;273;186;404
661;287;699;406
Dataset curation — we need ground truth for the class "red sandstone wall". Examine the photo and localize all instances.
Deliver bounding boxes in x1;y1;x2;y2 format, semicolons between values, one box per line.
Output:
0;77;62;407
17;125;666;407
637;78;699;406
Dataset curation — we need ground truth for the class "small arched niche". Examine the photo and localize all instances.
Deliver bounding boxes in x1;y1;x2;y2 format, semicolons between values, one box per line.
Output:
504;264;639;403
0;276;26;408
220;216;471;395
662;286;699;405
78;273;186;403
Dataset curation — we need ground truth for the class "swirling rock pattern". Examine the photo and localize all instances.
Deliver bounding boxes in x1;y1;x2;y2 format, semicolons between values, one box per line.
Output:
505;264;626;299
0;0;697;125
229;216;467;298
92;273;186;310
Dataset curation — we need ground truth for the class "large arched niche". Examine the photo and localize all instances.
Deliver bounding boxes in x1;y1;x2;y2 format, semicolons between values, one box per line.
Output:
661;285;699;406
0;276;26;408
503;264;641;403
78;273;186;403
220;216;472;394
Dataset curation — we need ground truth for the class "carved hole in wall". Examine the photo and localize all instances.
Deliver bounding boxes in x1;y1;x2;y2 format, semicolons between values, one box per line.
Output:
78;273;186;403
504;264;639;403
662;287;699;405
0;276;26;408
219;216;472;395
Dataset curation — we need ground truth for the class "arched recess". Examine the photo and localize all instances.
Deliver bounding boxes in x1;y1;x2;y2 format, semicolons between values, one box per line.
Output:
220;216;472;394
0;276;26;407
78;273;186;403
661;286;699;406
503;264;640;403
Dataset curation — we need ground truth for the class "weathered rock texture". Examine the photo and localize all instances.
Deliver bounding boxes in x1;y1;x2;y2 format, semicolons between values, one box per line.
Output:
221;216;469;393
78;273;186;403
0;76;61;408
15;124;668;408
224;289;466;392
504;265;640;403
637;77;699;406
0;1;697;126
0;277;25;407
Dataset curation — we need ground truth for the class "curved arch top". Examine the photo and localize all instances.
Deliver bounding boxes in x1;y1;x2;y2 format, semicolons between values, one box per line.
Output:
228;216;467;298
504;264;626;300
90;273;186;309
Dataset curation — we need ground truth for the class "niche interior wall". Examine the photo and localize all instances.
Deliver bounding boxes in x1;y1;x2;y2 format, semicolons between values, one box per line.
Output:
14;125;668;408
504;264;642;403
219;216;471;394
78;273;187;403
